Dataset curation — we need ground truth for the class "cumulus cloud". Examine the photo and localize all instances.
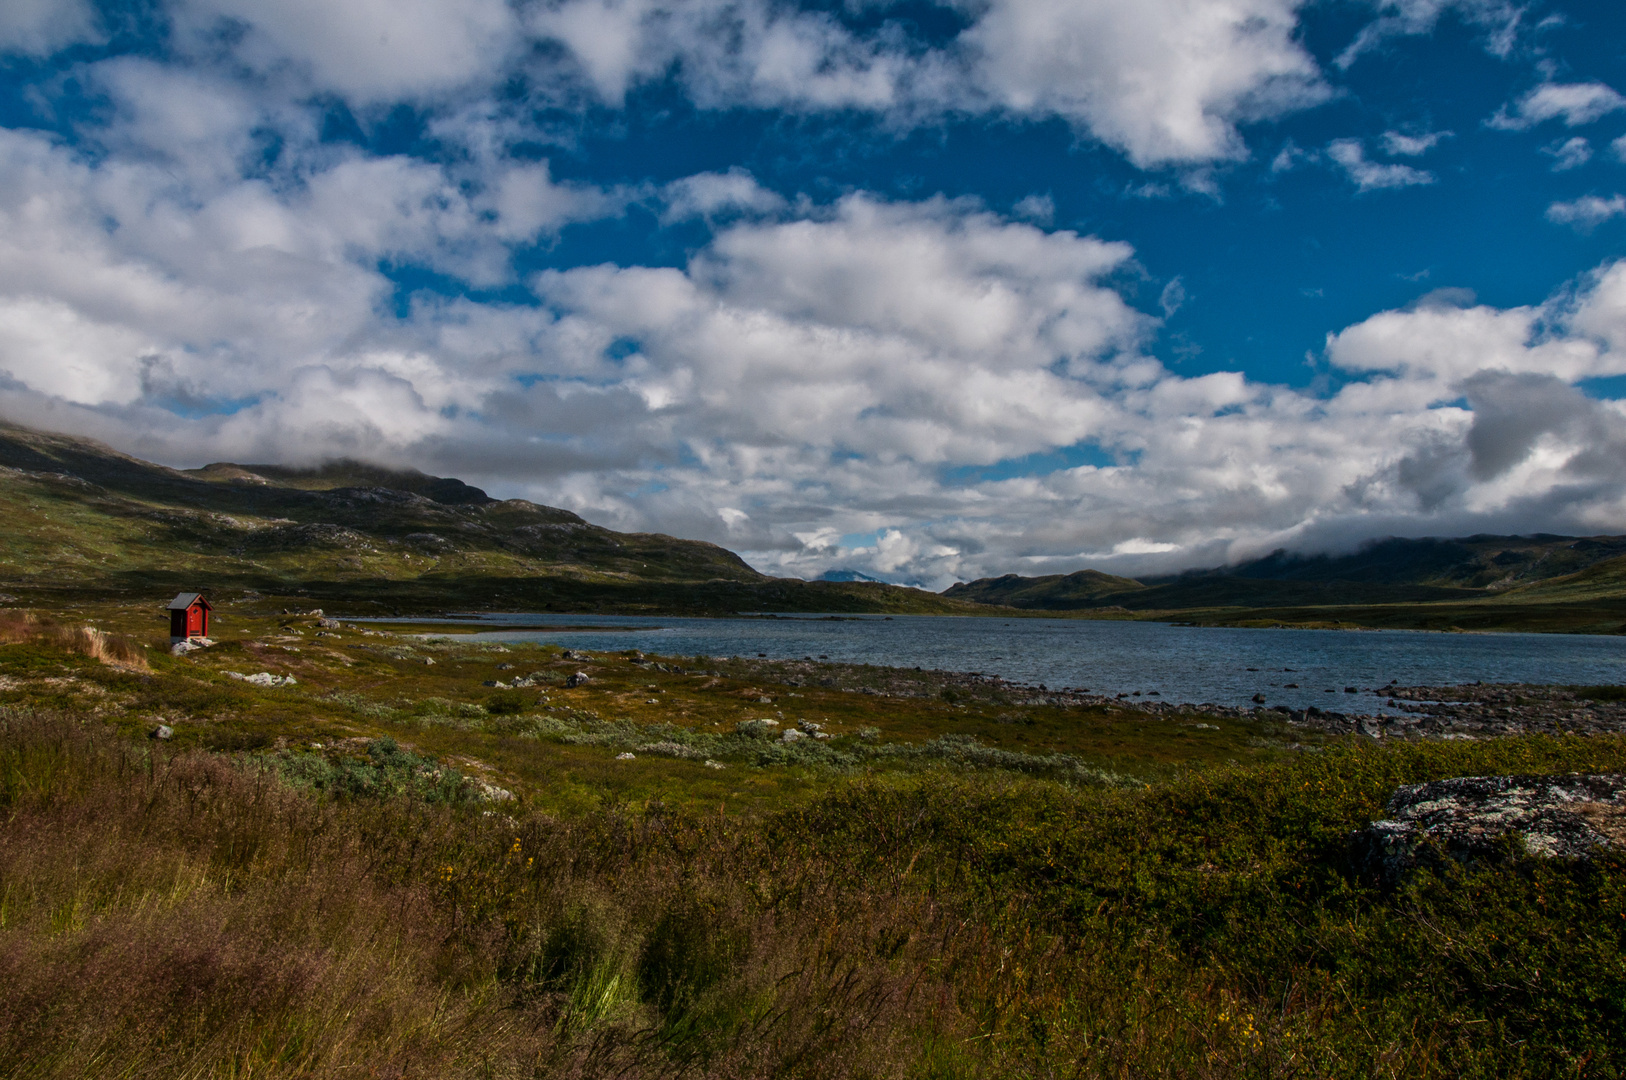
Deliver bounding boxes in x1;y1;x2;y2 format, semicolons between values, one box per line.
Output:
7;6;1626;586
660;169;787;223
173;0;521;103
0;0;101;54
1490;83;1626;130
521;0;1338;166
6;103;1626;588
956;0;1328;166
1327;139;1435;191
58;0;1341;172
1546;194;1626;231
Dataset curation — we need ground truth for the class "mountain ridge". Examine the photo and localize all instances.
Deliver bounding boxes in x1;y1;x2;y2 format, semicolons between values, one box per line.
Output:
944;534;1626;612
0;420;978;615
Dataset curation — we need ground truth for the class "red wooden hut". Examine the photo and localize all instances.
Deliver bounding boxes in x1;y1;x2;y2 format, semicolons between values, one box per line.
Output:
168;593;212;641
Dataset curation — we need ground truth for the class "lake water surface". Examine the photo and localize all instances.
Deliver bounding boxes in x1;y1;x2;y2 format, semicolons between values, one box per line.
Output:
397;614;1626;712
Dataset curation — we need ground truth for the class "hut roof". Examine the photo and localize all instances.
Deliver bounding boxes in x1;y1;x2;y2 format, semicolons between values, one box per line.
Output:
167;592;208;611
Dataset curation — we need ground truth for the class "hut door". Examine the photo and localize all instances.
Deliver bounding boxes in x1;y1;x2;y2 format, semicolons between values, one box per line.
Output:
187;605;204;637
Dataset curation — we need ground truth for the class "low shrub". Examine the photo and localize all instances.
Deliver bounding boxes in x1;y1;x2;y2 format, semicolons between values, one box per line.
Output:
3;708;1623;1078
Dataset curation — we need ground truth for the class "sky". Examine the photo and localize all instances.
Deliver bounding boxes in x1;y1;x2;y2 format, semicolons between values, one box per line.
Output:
1;0;1625;588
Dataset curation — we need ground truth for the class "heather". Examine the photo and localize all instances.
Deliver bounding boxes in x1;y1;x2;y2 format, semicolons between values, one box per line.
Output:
3;705;1625;1078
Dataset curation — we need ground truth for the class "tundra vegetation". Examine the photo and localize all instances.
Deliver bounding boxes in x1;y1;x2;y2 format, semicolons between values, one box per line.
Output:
1;603;1624;1078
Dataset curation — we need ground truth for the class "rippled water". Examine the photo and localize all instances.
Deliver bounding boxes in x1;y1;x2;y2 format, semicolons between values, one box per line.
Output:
389;613;1626;711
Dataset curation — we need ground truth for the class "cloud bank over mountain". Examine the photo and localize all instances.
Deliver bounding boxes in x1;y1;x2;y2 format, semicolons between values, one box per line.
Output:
1;0;1625;586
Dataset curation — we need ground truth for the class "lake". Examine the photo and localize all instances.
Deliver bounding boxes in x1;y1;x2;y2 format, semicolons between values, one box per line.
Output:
388;613;1626;712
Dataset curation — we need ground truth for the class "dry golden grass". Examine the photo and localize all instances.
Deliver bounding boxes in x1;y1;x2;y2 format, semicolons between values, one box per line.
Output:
0;609;149;670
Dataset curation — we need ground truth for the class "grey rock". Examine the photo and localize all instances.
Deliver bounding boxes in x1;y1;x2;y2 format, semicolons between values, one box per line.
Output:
316;617;341;629
150;724;173;740
1354;773;1626;884
225;671;298;688
566;671;591;688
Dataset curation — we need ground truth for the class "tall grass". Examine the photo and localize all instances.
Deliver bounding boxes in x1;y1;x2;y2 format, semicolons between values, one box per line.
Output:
2;708;1624;1077
0;709;960;1078
0;609;149;670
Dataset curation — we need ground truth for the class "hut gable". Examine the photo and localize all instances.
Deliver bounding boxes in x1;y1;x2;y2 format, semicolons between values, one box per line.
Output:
168;592;212;641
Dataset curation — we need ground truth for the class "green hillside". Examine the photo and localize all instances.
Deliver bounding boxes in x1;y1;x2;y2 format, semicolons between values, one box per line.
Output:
943;569;1145;609
0;422;972;615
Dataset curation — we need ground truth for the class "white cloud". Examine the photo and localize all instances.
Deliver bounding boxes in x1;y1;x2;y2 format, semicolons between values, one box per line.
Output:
1546;194;1626;231
660;169;787;223
1490;83;1626;130
174;0;521;102
6;80;1626;587
1270;139;1308;172
1380;129;1451;156
1336;0;1522;68
1327;139;1435;191
1543;136;1593;172
1011;193;1055;225
524;0;1338;166
0;0;100;54
957;0;1328;166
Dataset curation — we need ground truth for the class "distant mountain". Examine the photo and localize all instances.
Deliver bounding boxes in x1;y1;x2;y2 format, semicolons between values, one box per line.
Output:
0;421;975;615
944;535;1626;612
819;569;886;583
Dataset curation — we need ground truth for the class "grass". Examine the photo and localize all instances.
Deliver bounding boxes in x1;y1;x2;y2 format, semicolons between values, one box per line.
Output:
0;601;1314;816
2;704;1624;1078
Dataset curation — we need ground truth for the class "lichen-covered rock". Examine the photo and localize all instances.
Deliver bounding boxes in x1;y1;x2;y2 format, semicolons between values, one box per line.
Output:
565;671;591;688
1354;773;1626;884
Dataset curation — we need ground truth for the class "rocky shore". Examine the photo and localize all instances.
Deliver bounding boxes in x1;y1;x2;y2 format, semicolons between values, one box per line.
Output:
718;655;1626;741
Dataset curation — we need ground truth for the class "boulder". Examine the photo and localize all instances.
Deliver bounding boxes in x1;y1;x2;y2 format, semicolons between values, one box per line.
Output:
1354;773;1626;884
565;671;591;688
149;724;173;740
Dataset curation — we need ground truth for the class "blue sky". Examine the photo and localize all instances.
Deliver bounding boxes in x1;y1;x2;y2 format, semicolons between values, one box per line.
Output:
1;0;1625;587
